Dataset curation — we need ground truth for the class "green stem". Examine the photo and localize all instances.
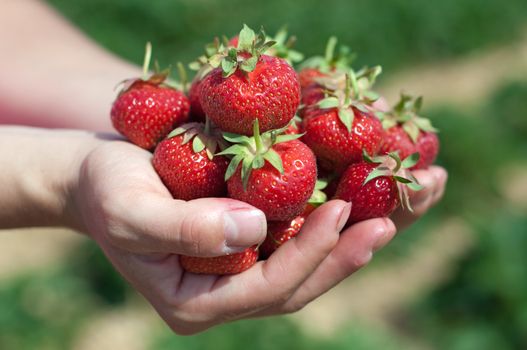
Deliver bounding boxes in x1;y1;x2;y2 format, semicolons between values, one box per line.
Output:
325;36;337;66
177;62;188;93
253;119;262;154
142;42;152;79
349;69;360;98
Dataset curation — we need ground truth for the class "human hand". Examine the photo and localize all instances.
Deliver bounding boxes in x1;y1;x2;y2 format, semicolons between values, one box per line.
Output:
73;141;397;334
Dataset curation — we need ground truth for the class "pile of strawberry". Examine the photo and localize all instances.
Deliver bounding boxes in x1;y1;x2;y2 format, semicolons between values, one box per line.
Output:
110;25;439;275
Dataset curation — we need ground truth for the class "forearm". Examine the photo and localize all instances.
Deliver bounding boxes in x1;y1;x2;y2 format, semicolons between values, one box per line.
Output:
0;126;106;229
0;1;139;131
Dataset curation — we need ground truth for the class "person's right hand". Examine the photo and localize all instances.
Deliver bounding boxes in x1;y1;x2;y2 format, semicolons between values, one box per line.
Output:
73;140;397;335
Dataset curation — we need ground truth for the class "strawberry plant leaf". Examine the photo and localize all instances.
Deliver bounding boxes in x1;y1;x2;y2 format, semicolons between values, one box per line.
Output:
240;55;259;72
263;148;284;174
338;107;354;132
253;154;265;169
192;136;206;153
225;154;243;181
217;144;247;156
403;122;420;143
241;156;253;191
401;152;420;169
315;178;328;190
407;182;424;191
393;175;412;184
317;97;340;109
363;168;392;185
275;133;304;144
222;133;252;145
238;24;255;52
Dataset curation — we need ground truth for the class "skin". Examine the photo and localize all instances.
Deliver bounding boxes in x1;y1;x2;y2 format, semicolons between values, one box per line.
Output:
0;1;447;335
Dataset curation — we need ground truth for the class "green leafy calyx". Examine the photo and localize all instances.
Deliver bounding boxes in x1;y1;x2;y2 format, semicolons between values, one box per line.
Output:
380;94;439;143
362;151;423;212
166;119;227;160
208;24;276;78
218;119;303;190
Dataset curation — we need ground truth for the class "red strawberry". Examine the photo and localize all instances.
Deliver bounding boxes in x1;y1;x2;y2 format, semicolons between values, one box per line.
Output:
334;152;423;225
379;94;439;170
303;107;383;174
302;72;384;174
299;68;328;90
199;25;300;135
260;199;323;259
111;43;190;149
180;246;258;275
221;121;317;222
152;121;228;200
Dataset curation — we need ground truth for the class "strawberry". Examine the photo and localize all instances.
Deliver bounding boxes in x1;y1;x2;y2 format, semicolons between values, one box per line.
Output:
259;179;326;259
199;25;300;135
334;152;423;225
152;120;229;200
220;120;317;222
379;94;439;170
111;43;190;149
188;77;206;122
260;209;308;260
302;72;384;174
180;246;258;275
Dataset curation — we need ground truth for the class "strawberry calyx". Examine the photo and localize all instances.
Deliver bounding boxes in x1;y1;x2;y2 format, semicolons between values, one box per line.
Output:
308;179;328;207
218;119;303;190
166;118;227;160
207;24;276;78
189;37;227;81
315;68;381;132
266;27;304;65
362;150;423;212
300;36;356;73
379;94;439;143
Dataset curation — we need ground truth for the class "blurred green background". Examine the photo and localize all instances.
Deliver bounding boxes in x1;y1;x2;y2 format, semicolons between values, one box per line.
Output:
1;0;527;349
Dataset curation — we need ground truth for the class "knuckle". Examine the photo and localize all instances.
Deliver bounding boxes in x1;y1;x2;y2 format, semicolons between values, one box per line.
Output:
177;215;202;255
351;251;373;270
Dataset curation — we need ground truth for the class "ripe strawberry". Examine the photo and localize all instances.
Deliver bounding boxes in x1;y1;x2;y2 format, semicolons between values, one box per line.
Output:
260;209;309;260
220;120;317;222
152;121;228;200
379;94;439;170
180;246;258;275
302;72;384;174
199;25;300;135
111;43;190;149
334;152;423;225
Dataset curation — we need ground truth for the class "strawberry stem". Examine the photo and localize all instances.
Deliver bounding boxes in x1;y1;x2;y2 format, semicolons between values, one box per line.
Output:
324;36;337;65
204;116;211;135
253;119;262;154
142;42;152;79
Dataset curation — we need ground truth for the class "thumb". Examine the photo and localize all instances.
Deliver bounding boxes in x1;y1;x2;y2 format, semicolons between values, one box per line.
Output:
107;196;267;257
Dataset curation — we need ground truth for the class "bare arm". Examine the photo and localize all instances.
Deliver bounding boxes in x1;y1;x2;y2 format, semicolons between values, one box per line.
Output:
0;1;139;131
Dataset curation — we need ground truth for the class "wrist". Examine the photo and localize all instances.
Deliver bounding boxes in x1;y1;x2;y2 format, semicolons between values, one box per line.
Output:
0;126;111;230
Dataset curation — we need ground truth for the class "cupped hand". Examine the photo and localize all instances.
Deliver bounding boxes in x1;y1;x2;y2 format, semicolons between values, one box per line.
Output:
73;141;398;335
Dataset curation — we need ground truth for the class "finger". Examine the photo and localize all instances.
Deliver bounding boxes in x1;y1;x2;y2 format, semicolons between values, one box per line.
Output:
107;195;268;257
431;167;448;204
257;218;397;315
197;200;350;318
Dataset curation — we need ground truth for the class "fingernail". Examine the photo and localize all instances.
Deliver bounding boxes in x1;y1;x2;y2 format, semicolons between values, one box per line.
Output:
223;209;266;253
372;219;396;252
336;202;352;232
